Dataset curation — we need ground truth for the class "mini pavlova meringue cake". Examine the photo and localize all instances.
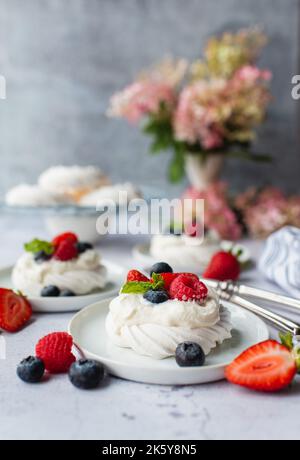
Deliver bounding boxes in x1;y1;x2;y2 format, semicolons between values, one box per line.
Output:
5;184;65;207
150;224;221;271
12;232;107;297
79;182;141;207
106;262;232;361
38;165;110;202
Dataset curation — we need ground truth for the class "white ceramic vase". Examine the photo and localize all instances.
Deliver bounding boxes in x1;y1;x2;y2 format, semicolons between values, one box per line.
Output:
185;153;225;190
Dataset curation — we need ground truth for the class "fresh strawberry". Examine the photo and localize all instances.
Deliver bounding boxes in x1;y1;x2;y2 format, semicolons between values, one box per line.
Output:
52;232;78;248
54;240;78;261
0;289;32;332
127;270;149;283
36;332;76;374
225;340;297;393
203;251;240;281
157;273;179;290
169;274;208;302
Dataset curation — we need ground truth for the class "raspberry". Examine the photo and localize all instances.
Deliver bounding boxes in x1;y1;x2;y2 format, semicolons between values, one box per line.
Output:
54;240;78;261
158;273;200;290
52;232;78;248
127;270;149;282
36;332;76;373
169;274;208;302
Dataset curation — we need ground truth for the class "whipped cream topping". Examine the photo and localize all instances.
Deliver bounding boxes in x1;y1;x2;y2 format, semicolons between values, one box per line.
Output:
106;289;232;359
12;249;107;296
150;233;220;269
38;165;110;196
79;182;141;207
5;184;64;207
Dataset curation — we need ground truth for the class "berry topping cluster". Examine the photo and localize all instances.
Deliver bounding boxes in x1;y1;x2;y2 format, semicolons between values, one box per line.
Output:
24;232;94;264
17;331;105;390
122;262;208;305
24;232;94;297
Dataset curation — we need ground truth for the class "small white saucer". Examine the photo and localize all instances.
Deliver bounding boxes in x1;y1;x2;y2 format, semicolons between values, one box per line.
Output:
68;298;269;385
0;261;125;313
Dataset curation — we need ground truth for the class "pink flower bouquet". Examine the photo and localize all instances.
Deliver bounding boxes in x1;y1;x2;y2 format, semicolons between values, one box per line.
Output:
108;28;272;182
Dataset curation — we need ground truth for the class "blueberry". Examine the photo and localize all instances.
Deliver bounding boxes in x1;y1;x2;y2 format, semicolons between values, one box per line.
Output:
60;289;76;297
41;285;61;297
76;242;93;254
17;356;45;383
175;342;206;367
69;359;105;390
150;262;173;276
143;289;169;304
34;251;52;263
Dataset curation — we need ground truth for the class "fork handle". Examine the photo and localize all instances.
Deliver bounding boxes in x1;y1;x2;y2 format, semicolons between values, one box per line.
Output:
231;294;300;335
238;285;300;311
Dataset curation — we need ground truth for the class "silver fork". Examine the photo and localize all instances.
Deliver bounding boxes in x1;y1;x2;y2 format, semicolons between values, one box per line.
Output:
203;280;300;335
204;280;300;311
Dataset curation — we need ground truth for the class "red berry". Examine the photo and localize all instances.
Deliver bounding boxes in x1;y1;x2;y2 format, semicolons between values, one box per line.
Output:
169;274;208;302
54;240;78;261
36;332;76;374
127;270;149;282
203;251;240;281
225;340;297;393
157;273;179;290
0;289;32;333
156;272;198;290
52;232;78;248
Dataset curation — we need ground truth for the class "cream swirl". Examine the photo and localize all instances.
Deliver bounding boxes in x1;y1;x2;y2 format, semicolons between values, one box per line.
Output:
12;249;107;296
106;290;232;359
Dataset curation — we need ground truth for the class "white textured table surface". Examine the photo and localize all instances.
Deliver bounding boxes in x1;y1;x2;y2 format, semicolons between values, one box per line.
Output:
0;215;299;441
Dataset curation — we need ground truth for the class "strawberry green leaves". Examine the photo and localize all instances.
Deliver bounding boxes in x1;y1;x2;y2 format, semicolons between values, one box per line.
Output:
279;332;294;351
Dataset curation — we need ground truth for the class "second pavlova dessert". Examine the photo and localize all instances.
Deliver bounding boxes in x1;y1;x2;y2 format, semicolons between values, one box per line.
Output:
12;232;107;297
106;262;232;360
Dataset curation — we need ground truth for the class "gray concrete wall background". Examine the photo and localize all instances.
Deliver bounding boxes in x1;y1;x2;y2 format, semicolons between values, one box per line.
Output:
0;0;299;197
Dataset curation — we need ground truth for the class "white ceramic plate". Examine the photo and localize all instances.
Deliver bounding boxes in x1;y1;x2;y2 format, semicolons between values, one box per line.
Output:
0;261;125;313
68;298;269;385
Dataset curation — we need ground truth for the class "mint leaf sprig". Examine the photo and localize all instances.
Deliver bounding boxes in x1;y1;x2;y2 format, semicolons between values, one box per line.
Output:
121;273;165;295
24;238;54;255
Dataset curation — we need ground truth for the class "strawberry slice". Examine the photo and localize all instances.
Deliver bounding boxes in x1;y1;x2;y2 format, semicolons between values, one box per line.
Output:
225;340;297;392
158;273;179;290
127;270;149;283
0;289;32;332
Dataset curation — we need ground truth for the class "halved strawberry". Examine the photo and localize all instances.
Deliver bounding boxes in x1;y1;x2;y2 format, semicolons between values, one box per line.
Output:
225;340;297;392
0;289;32;332
52;232;78;248
127;270;149;283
